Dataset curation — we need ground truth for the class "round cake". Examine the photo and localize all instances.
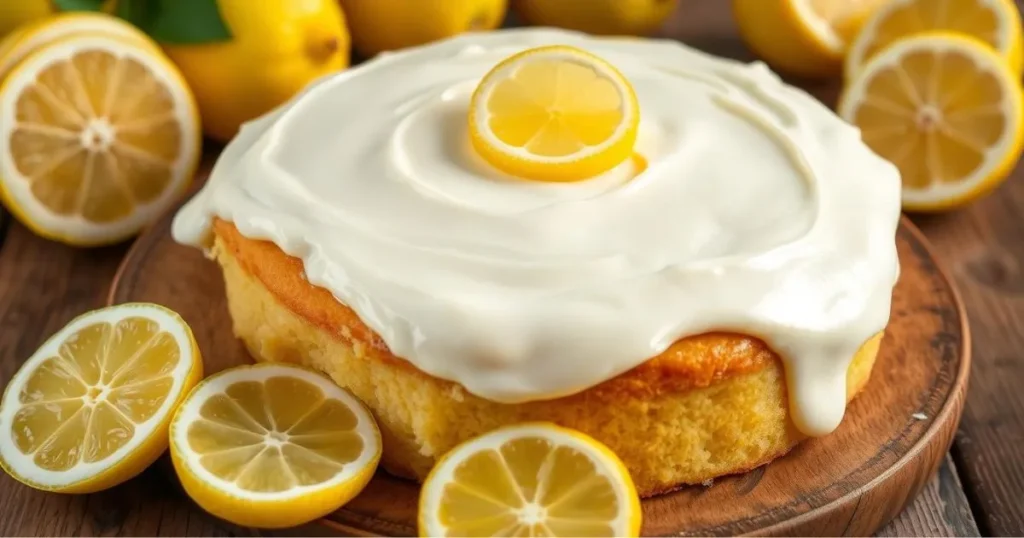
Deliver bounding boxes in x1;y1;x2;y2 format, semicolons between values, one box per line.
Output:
172;29;902;497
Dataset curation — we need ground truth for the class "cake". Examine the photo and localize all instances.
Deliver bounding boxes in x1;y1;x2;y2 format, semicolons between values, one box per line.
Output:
172;29;902;497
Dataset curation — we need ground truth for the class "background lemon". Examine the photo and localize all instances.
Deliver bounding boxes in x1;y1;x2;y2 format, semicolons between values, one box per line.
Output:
513;0;679;37
160;0;349;142
733;0;888;78
340;0;507;57
0;0;117;37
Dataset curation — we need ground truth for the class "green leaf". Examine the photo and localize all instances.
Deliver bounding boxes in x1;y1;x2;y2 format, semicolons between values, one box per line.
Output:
52;0;108;11
116;0;232;44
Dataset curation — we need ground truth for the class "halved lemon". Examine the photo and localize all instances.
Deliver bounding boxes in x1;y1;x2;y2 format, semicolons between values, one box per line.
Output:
732;0;889;78
169;363;382;529
0;12;157;83
0;33;201;246
838;33;1024;212
468;45;639;182
0;303;202;494
845;0;1024;80
419;423;642;537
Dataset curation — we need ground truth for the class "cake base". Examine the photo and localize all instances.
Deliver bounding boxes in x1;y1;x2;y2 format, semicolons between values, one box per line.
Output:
209;218;880;498
111;213;968;536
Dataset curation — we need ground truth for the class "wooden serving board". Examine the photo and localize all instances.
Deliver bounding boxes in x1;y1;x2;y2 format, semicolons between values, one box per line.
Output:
109;213;969;537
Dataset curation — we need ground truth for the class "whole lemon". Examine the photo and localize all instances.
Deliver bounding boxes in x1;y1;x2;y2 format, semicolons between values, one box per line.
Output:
0;0;117;36
340;0;507;57
161;0;349;142
0;1;51;37
513;0;678;36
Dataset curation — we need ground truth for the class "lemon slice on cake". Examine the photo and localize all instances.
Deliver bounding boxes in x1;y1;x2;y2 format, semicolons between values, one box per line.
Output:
732;0;889;78
468;45;639;182
0;303;202;494
839;33;1024;212
0;33;201;246
419;423;642;537
845;0;1024;79
169;363;382;529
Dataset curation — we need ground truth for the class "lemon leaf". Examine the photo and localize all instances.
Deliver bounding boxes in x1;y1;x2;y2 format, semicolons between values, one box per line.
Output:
116;0;232;44
52;0;108;10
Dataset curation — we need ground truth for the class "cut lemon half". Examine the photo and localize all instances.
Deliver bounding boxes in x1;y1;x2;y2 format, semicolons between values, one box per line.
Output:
468;45;639;182
839;33;1024;212
732;0;889;78
0;33;201;246
845;0;1024;80
0;303;202;494
419;423;642;537
0;12;157;83
169;363;382;529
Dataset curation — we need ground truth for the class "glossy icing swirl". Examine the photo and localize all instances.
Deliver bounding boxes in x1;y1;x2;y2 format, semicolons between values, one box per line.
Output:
172;29;902;436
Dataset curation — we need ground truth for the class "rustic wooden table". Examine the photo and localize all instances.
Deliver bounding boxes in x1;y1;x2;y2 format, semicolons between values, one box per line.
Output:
0;0;1020;535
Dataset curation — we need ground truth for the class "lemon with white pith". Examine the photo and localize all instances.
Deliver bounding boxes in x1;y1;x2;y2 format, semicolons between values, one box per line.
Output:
419;423;642;537
839;33;1024;212
0;303;202;494
0;12;157;83
169;363;382;529
469;45;639;182
0;33;201;247
733;0;889;78
845;0;1024;80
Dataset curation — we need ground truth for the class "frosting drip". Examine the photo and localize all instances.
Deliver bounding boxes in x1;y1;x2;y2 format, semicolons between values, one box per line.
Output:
172;29;902;436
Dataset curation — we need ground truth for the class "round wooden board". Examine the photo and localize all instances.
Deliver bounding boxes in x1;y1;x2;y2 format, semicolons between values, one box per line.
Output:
110;213;969;537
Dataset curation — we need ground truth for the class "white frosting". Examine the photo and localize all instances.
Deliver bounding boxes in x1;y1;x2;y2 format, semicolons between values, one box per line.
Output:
172;29;902;436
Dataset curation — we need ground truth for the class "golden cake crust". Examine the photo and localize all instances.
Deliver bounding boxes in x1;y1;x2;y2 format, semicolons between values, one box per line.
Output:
215;219;802;399
211;219;882;496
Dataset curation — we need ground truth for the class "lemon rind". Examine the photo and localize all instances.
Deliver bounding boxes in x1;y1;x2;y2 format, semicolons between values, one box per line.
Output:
844;0;1024;81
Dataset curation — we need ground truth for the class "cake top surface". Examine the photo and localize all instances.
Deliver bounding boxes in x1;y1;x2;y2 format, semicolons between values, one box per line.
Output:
173;28;902;436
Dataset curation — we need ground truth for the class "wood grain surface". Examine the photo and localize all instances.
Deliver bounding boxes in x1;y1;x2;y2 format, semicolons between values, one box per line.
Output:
109;213;969;537
0;0;1022;535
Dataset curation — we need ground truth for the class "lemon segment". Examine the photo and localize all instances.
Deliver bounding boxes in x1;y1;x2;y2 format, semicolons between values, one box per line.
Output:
169;363;382;529
0;303;202;494
0;13;157;84
469;45;639;182
845;0;1024;80
839;32;1024;212
732;0;888;78
0;33;201;246
419;423;642;537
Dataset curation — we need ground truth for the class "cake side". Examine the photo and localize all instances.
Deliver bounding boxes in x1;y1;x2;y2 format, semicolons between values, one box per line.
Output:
211;219;881;496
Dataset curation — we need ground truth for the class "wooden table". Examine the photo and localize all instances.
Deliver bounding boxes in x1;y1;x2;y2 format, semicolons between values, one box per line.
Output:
0;0;1021;535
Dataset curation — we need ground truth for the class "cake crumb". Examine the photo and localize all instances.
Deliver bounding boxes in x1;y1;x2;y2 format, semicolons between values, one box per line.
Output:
701;479;714;487
912;412;928;420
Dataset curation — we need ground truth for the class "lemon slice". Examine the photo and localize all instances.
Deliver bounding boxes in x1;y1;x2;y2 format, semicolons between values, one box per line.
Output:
0;12;157;83
845;0;1024;79
732;0;888;78
0;33;201;246
419;423;642;537
468;45;639;182
0;303;202;494
839;33;1024;212
169;363;382;529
